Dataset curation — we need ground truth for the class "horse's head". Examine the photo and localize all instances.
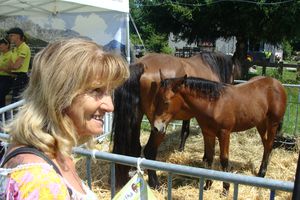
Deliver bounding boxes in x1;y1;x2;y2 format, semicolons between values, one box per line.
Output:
153;71;186;133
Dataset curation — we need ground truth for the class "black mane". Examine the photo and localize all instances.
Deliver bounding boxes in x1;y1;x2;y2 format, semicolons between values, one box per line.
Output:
194;51;235;83
161;76;227;99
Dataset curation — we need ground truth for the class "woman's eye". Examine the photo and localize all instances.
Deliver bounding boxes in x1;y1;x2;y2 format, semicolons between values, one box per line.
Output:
90;88;105;96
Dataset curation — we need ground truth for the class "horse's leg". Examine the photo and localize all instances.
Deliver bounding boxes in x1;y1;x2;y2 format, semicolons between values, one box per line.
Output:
143;129;166;188
218;130;231;195
202;132;216;190
257;121;278;177
179;120;190;151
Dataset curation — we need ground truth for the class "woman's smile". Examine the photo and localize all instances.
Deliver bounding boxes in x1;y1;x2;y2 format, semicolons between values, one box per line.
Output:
66;91;114;136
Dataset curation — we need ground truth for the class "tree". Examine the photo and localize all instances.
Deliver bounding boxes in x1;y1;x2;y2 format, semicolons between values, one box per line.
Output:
129;0;172;54
133;0;300;78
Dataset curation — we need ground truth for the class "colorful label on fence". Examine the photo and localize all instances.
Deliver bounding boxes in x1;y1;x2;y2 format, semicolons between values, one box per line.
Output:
113;173;156;200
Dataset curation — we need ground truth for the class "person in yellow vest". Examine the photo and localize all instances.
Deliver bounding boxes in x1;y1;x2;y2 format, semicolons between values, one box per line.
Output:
0;38;13;108
6;27;31;103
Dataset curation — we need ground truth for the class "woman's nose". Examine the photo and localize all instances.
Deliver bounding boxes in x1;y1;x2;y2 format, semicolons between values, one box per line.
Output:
100;95;114;112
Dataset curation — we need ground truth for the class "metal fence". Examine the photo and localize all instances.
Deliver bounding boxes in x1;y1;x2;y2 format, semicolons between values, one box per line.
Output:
0;133;295;200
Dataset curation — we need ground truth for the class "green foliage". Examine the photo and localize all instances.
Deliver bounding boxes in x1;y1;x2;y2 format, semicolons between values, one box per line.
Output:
161;45;174;54
131;0;300;59
130;34;141;45
254;66;299;84
130;0;174;53
145;33;171;53
282;40;293;60
283;87;300;136
141;118;151;132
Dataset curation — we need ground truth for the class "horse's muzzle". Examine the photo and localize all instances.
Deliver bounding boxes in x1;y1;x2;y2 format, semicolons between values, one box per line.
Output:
153;121;166;133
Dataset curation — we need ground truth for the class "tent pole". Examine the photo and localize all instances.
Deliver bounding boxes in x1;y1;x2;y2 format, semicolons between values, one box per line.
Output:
126;12;131;63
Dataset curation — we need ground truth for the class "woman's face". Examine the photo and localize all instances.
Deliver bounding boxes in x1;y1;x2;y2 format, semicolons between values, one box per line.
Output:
66;88;114;136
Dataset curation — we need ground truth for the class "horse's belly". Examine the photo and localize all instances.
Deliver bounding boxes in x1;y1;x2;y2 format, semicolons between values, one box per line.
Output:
233;124;256;132
232;118;259;132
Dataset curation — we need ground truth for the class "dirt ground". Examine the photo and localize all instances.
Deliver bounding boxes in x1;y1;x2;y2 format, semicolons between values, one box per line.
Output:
76;127;299;200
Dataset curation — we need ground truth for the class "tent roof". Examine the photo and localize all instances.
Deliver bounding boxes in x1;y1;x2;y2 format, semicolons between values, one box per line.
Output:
0;0;129;16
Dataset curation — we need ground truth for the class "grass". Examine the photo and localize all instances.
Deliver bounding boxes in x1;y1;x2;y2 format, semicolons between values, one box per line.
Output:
251;66;299;84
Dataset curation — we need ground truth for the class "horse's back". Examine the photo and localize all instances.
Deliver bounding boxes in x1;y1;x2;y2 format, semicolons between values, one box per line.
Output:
240;76;287;118
138;53;224;82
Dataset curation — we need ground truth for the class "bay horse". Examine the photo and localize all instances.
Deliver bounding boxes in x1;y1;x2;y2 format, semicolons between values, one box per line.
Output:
112;52;240;188
153;75;287;193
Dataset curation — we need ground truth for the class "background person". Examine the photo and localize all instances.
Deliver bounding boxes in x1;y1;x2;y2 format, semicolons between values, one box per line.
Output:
0;37;12;159
0;38;12;108
0;38;129;199
6;27;31;103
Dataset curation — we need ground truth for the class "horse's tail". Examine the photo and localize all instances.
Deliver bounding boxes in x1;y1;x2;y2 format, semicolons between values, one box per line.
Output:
111;62;144;187
201;52;236;84
276;120;284;137
112;62;144;155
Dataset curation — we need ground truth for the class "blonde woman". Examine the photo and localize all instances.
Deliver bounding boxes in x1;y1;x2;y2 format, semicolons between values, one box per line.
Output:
0;38;129;199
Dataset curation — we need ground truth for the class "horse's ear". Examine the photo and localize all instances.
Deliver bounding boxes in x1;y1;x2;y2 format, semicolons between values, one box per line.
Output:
159;69;166;81
172;76;185;93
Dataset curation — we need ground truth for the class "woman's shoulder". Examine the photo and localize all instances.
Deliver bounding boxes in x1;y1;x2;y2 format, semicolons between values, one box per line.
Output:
4;153;48;168
1;163;70;199
2;145;48;167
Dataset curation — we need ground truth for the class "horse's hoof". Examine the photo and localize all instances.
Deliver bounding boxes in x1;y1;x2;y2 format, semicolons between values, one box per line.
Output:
204;180;213;190
221;188;229;196
148;180;160;190
221;182;230;196
178;147;184;152
204;185;211;190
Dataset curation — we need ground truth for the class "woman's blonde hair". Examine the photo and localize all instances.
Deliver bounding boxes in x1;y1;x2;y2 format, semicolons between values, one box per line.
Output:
5;38;129;157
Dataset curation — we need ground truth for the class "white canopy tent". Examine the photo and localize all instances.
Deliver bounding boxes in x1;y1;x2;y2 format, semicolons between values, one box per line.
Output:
0;0;130;62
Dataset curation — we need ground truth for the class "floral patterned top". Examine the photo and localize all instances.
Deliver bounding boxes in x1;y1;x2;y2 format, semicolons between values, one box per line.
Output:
0;163;98;200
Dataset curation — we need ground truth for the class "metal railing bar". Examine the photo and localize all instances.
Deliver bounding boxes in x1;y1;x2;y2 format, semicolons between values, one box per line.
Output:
86;156;92;189
72;147;294;193
234;80;300;88
199;177;204;200
111;162;116;198
0;133;9;140
167;172;172;200
0;100;24;114
233;183;238;200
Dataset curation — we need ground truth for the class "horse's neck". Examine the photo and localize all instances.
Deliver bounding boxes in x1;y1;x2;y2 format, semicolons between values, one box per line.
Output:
179;89;217;117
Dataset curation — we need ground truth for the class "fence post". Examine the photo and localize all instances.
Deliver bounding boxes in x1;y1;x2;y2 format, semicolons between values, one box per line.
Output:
262;61;267;76
292;152;300;200
297;63;300;81
278;61;283;79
